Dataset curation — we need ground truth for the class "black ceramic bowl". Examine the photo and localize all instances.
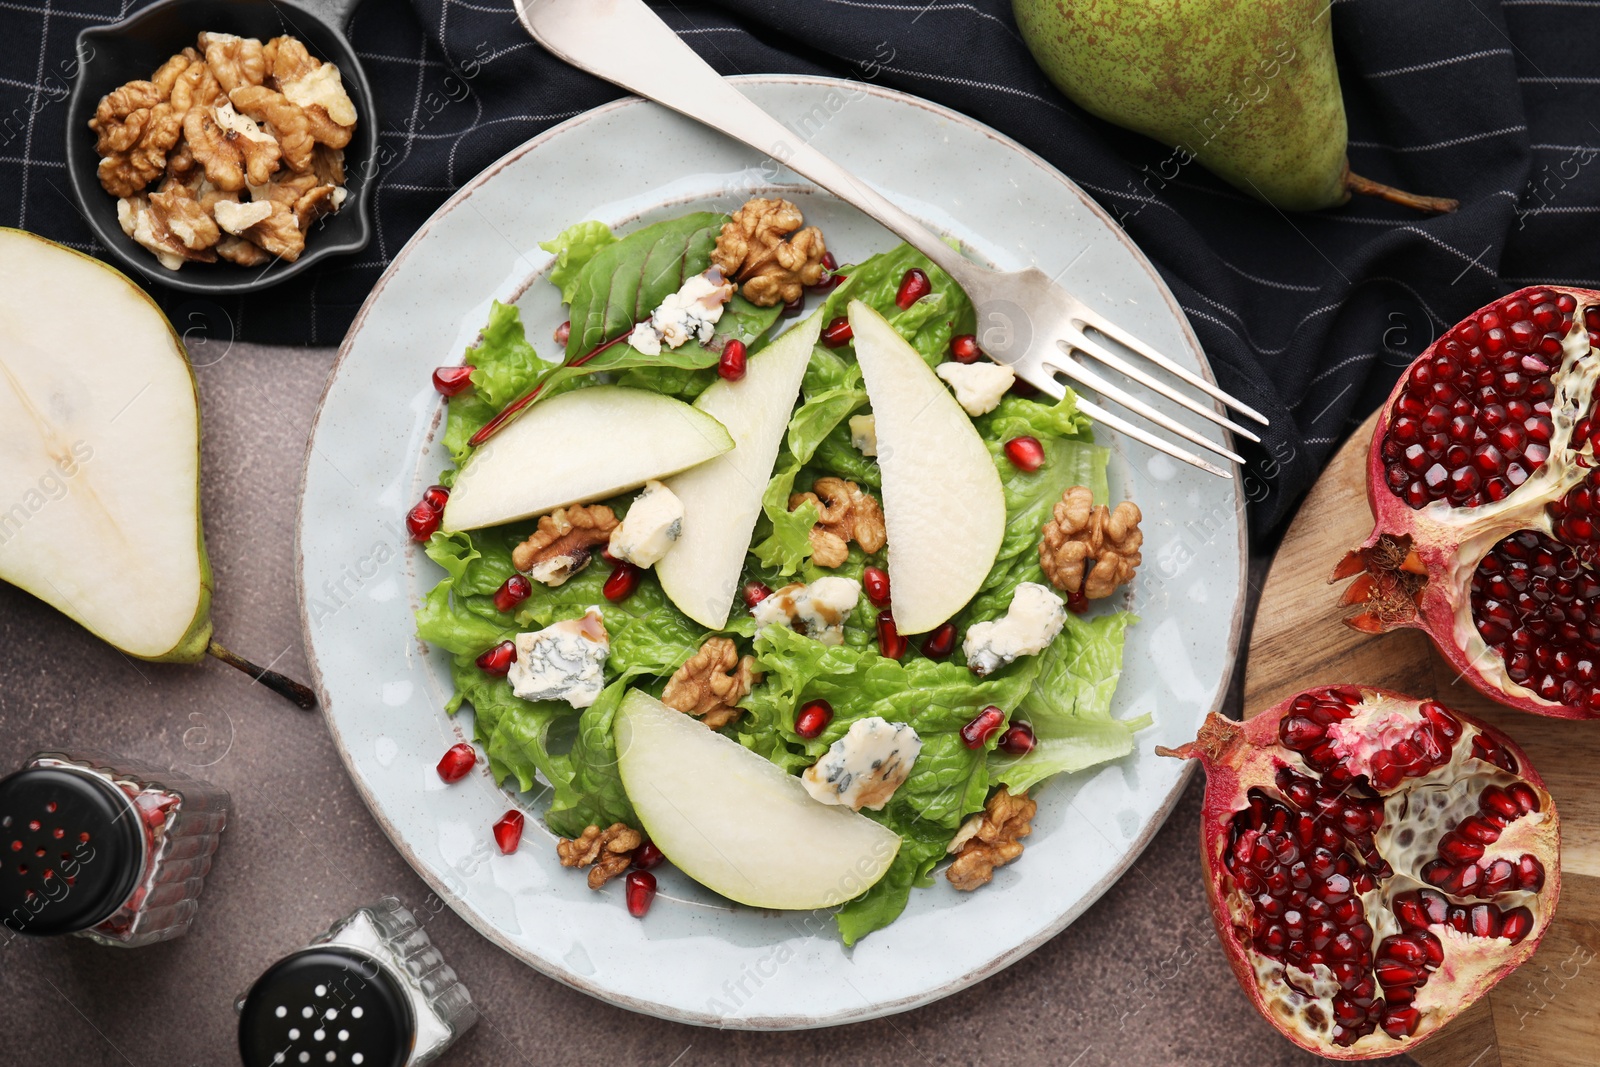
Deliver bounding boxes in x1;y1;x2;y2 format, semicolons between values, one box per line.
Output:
65;0;376;295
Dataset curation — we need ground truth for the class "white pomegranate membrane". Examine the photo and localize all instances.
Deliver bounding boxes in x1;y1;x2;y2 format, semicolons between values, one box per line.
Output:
1167;687;1559;1058
1341;285;1600;718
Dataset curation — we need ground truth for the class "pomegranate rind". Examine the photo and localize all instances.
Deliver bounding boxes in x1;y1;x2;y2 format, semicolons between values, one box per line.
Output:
1171;686;1560;1060
1339;285;1600;719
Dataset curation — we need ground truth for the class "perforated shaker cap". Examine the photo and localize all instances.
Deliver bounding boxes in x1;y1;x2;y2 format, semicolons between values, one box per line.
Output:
0;765;144;936
238;947;414;1067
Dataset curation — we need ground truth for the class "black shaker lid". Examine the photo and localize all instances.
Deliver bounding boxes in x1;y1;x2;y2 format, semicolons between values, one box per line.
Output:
0;765;144;936
239;947;414;1067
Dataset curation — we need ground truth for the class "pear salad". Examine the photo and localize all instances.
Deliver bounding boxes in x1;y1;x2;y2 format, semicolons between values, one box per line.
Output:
411;200;1151;943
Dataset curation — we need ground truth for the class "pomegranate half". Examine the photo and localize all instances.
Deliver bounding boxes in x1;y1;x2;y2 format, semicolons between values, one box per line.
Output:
1336;285;1600;717
1162;686;1559;1058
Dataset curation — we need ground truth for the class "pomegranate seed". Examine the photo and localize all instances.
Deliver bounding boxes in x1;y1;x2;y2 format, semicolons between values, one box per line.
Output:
1500;906;1534;942
809;252;839;291
781;295;804;318
634;841;665;870
421;485;450;511
795;700;834;738
822;316;853;348
436;743;477;783
960;706;1005;749
950;334;981;363
863;566;891;606
895;268;932;309
1004;436;1045;471
876;610;907;659
998;722;1036;755
476;640;516;676
493;574;533;613
921;621;957;658
604;562;640;601
554;320;571;345
625;869;657;917
492;810;525;854
717;339;748;381
432;365;474;396
406;501;442;542
742;580;772;608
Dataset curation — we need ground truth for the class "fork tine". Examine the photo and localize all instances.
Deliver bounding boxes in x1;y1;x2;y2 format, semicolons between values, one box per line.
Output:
1061;333;1261;444
1073;308;1271;426
1073;397;1232;479
1041;357;1246;465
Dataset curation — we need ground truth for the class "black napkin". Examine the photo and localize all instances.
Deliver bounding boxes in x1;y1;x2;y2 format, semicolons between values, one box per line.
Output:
2;0;1597;535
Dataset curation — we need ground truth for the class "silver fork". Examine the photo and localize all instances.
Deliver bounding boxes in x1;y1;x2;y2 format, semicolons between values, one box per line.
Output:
514;0;1269;479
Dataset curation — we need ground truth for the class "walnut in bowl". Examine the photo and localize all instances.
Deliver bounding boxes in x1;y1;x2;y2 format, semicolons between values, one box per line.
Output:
64;0;375;294
91;32;355;272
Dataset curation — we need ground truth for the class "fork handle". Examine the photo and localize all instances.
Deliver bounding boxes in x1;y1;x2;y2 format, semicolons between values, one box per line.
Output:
515;0;976;284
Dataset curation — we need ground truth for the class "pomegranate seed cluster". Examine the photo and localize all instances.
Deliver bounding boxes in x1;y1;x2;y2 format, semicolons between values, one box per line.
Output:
1420;783;1544;897
1470;529;1600;709
1380;290;1575;509
1224;689;1543;1047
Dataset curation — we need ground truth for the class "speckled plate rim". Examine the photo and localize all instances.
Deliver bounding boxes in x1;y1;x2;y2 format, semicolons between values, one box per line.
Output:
296;74;1247;1029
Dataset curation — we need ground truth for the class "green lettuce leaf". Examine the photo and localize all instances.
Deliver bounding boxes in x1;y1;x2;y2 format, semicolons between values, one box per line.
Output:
991;610;1152;794
961;394;1107;628
742;625;1041;824
440;302;553;465
834;819;948;946
821;244;976;366
467;301;549;411
540;220;618;304
543;678;640;838
565;212;725;359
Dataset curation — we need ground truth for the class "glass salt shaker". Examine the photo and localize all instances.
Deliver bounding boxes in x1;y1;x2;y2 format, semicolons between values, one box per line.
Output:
237;897;476;1067
0;749;229;947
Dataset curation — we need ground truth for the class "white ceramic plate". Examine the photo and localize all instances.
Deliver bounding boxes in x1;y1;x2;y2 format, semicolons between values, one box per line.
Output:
297;76;1246;1029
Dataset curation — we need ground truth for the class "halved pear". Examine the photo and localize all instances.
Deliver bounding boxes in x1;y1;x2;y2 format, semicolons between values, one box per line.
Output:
615;689;901;910
443;386;734;532
847;300;1005;633
656;312;824;627
0;229;312;705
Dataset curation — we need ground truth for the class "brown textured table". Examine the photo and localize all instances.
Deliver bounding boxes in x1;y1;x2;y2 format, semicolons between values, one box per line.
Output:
0;341;1388;1066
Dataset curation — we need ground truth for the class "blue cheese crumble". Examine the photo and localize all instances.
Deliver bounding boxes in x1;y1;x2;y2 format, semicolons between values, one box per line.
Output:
608;480;683;567
802;716;922;811
626;270;735;355
507;607;609;708
962;581;1066;676
935;361;1016;417
751;576;861;646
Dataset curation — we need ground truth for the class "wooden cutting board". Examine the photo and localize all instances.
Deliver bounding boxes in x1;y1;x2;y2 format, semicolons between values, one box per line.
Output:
1244;410;1600;1067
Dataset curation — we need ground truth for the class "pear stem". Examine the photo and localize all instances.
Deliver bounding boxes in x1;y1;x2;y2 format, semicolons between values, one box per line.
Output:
1345;170;1459;214
207;641;318;710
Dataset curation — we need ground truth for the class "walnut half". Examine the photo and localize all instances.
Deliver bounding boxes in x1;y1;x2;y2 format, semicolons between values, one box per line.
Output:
711;197;828;307
511;505;619;585
557;823;643;889
661;636;761;730
1039;486;1143;601
788;477;886;569
947;787;1036;892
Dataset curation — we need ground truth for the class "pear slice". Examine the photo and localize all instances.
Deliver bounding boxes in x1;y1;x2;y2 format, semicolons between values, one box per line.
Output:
847;300;1005;633
656;312;825;627
442;386;734;532
615;689;901;909
0;229;313;706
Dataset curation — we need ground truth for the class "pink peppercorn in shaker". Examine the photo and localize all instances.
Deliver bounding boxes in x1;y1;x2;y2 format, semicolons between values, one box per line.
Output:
0;749;229;947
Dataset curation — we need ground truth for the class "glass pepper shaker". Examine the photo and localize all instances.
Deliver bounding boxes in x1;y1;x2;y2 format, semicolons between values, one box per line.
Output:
237;897;475;1067
0;749;229;947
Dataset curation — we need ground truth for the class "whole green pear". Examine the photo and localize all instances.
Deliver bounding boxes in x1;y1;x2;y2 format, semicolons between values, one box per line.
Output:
1013;0;1456;213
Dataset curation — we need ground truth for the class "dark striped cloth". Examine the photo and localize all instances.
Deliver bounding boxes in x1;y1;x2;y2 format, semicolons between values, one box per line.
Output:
2;0;1596;534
